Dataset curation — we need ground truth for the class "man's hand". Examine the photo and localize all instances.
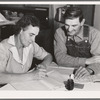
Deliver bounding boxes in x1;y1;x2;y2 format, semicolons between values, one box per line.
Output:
74;66;91;80
86;56;100;65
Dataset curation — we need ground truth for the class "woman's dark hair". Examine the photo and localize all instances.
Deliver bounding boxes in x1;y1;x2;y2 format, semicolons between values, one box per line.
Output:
64;6;84;22
14;14;40;35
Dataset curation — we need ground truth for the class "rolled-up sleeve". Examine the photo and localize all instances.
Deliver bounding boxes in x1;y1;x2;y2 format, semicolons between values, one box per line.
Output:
33;43;48;60
89;27;100;56
54;28;86;67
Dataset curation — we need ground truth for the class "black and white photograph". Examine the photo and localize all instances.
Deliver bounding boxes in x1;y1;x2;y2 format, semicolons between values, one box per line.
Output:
0;1;100;98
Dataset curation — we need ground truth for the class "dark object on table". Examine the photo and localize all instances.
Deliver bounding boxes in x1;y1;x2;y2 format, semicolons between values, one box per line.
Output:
65;78;74;90
0;84;7;88
74;83;84;89
64;74;74;90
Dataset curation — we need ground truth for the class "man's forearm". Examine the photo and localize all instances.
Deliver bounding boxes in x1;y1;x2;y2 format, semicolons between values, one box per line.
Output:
55;52;86;67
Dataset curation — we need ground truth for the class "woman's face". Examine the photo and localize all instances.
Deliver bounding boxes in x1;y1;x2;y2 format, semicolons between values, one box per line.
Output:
20;25;39;47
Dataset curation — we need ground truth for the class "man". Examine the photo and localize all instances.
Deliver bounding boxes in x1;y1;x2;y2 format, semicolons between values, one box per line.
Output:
0;15;52;84
54;6;100;79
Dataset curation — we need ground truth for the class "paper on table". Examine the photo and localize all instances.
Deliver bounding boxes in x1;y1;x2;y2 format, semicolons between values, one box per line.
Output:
10;70;68;91
74;74;100;83
47;70;68;82
40;70;67;90
72;82;100;91
0;84;16;90
10;80;50;90
9;64;74;91
47;64;74;75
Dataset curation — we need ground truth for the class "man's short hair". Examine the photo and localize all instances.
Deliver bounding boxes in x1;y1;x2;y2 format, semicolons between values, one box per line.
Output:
14;14;40;35
64;6;84;22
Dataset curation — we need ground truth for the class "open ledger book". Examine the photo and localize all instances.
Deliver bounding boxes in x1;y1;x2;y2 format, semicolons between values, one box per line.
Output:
9;65;74;91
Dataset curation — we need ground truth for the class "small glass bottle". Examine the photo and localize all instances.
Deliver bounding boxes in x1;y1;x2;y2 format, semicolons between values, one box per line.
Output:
65;74;74;90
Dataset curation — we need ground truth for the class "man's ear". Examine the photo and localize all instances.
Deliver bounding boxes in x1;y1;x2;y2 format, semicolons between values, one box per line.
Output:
81;19;85;26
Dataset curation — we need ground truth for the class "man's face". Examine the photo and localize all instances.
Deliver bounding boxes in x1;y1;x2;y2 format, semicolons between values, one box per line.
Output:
20;25;39;47
65;17;84;36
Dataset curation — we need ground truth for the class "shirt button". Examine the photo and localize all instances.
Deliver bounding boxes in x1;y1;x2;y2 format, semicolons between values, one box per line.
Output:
85;40;88;43
68;38;70;41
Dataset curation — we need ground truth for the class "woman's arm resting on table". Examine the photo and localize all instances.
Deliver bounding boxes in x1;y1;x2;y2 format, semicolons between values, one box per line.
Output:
38;53;53;69
0;69;46;84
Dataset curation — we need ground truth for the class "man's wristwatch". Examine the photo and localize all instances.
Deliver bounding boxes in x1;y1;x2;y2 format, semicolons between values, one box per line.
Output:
87;68;95;75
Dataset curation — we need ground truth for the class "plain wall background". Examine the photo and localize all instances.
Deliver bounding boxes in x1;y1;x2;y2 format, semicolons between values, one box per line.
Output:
94;5;100;31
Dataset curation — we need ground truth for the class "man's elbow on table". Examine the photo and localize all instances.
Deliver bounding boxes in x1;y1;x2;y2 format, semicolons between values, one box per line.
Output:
55;56;73;67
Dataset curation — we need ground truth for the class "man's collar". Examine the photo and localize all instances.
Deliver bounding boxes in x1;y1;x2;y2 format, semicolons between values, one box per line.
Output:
68;26;84;40
76;26;83;40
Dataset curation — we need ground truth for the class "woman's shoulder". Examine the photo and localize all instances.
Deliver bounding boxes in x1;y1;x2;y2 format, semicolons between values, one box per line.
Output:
0;38;12;50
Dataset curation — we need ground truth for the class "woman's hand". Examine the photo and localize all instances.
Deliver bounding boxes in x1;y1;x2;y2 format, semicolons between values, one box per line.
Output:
36;64;47;72
30;66;47;80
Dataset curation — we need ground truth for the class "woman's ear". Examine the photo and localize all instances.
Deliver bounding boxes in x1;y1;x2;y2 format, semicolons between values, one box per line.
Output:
81;19;85;26
19;28;23;34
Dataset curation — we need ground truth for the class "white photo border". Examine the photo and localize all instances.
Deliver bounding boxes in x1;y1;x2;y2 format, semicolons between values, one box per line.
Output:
0;1;100;99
